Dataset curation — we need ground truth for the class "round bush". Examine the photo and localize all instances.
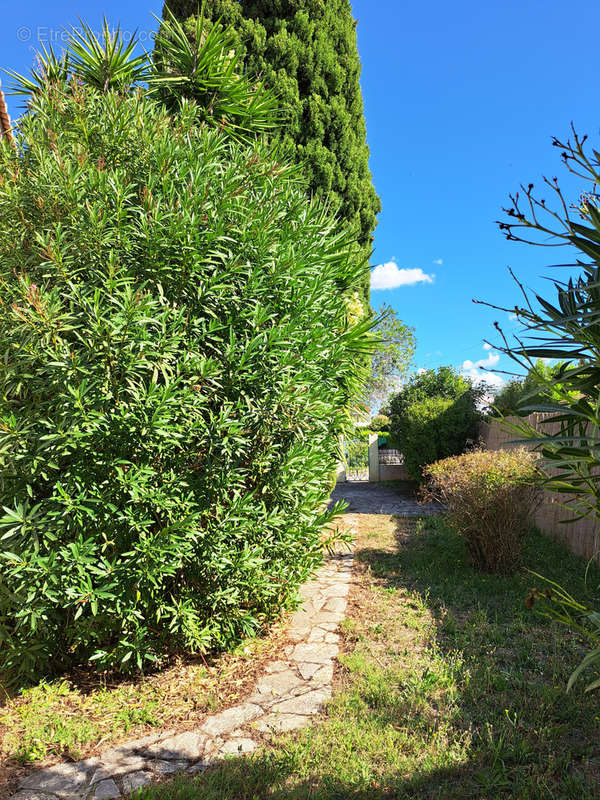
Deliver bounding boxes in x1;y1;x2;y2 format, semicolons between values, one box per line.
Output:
424;449;541;573
0;88;368;682
385;367;482;481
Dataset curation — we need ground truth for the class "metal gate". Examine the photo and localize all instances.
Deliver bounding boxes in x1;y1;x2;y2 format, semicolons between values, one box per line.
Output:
344;437;369;481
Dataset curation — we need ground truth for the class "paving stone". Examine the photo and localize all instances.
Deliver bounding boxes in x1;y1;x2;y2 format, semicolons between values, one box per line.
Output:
219;738;257;755
93;780;120;800
186;760;214;775
264;660;292;674
19;760;98;796
111;731;173;755
269;689;330;716
297;661;327;680
90;768;113;786
94;754;148;779
201;703;262;737
147;731;211;761
321;583;350;598
253;713;313;734
255;669;305;697
289;643;338;664
323;597;347;613
310;664;334;684
154;760;189;776
308;596;328;613
121;771;153;794
298;582;320;601
312;611;344;625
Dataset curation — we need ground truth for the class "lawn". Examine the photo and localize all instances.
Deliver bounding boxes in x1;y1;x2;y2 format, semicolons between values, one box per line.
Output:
0;621;290;796
134;512;600;799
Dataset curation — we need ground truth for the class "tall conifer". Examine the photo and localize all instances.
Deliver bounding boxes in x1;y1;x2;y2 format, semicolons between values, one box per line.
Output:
162;0;380;304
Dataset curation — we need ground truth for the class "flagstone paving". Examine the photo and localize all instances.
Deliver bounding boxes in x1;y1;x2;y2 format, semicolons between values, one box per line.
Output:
10;523;359;800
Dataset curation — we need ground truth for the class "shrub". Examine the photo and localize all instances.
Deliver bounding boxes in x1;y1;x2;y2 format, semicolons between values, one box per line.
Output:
424;449;541;573
395;391;481;481
490;359;576;417
385;366;473;422
384;367;482;481
0;84;370;683
370;414;390;432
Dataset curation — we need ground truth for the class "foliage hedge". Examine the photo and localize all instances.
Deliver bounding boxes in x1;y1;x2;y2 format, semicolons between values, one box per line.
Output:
163;0;382;306
386;368;482;481
0;86;370;683
424;449;541;573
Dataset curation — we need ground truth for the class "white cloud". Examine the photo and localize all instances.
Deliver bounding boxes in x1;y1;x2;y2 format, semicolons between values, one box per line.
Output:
417;367;427;375
462;352;500;371
461;346;504;389
432;258;443;265
370;261;435;290
483;342;493;351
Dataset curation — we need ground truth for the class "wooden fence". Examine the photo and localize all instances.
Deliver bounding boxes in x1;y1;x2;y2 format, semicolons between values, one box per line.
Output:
479;415;599;562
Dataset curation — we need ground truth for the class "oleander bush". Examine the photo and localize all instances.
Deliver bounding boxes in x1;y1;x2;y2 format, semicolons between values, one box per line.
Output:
424;449;541;573
0;81;370;683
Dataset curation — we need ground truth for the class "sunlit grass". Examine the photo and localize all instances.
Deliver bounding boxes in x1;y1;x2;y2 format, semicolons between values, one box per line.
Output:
136;513;600;799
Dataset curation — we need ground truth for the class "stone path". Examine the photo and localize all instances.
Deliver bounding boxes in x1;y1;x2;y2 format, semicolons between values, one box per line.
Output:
10;522;358;800
331;480;441;516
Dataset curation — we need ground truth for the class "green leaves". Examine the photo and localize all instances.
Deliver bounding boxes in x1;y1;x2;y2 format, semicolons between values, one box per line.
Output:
493;127;600;690
0;83;370;684
6;10;276;144
151;10;278;141
67;19;151;93
163;0;381;305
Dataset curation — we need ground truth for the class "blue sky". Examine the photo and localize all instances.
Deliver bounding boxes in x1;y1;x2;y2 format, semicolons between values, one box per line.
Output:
2;0;598;391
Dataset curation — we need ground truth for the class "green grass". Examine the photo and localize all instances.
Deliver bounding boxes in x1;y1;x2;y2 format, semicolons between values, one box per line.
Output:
0;628;288;775
135;514;600;799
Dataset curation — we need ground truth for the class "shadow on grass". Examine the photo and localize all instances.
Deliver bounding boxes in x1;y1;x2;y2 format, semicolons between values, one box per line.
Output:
136;516;600;800
138;754;506;800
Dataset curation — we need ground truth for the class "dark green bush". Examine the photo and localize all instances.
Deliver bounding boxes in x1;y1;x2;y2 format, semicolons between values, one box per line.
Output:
0;86;369;683
385;366;472;423
424;449;541;573
370;413;390;432
400;395;480;480
385;368;482;481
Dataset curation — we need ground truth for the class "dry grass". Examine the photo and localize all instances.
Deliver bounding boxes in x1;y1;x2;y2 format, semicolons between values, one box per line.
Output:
0;613;291;797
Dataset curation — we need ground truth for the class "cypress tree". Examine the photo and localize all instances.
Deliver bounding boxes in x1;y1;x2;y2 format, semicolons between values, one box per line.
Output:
162;0;381;305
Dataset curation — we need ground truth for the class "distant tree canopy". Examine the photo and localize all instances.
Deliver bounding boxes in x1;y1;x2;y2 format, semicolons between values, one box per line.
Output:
162;0;381;305
384;367;482;480
367;305;415;413
491;359;576;416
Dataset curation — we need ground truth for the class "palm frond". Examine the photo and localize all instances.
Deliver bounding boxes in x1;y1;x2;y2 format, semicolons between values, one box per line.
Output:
67;18;150;92
5;42;69;97
150;8;278;141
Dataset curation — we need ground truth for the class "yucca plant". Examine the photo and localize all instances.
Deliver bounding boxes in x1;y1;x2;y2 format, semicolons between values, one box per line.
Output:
67;19;151;92
6;9;276;141
151;8;278;140
5;42;70;97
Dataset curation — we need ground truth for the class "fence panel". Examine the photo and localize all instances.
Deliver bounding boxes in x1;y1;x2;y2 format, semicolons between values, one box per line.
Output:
479;416;599;562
